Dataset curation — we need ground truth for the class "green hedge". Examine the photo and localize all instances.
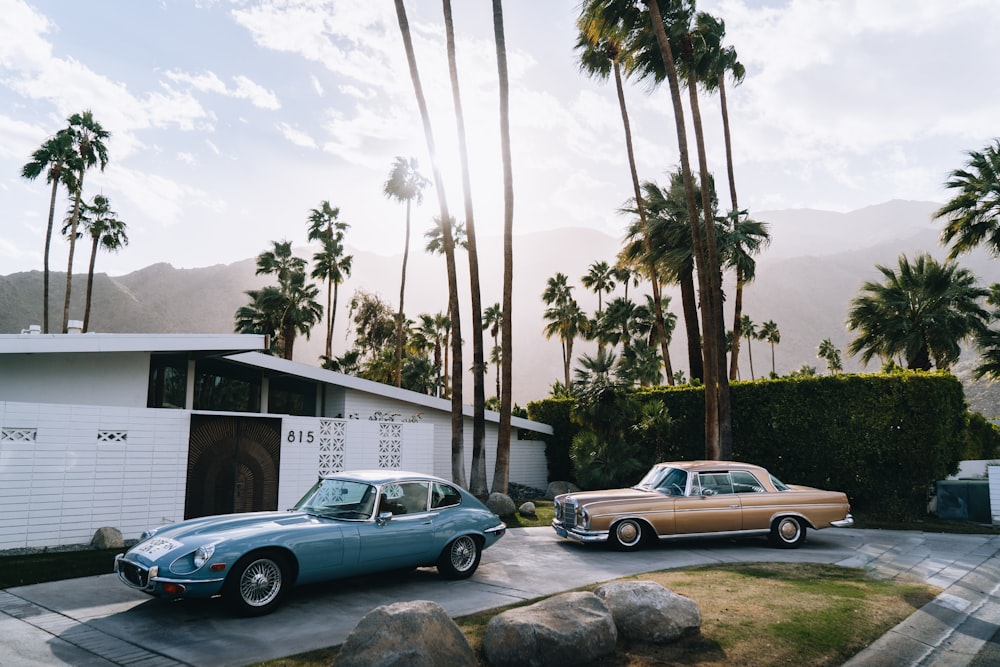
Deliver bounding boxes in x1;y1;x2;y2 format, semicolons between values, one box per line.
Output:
530;372;968;520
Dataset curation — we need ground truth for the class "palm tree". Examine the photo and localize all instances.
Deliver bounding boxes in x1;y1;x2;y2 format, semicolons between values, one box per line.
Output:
492;0;515;495
576;2;674;394
581;260;616;315
719;210;770;379
543;295;588;390
758;320;780;377
599;296;639;356
307;201;352;360
393;0;466;487
935;139;1000;260
235;286;284;355
847;253;989;370
383;157;429;388
442;0;489;498
75;194;128;332
740;315;757;380
483;303;503;399
411;313;448;397
250;241;321;360
817;338;843;374
62;111;111;333
21;129;80;333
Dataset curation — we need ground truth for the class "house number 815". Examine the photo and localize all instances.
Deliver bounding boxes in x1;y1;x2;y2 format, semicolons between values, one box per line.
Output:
287;430;315;443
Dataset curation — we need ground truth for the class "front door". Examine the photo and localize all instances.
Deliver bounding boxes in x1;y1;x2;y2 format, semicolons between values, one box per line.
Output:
185;415;281;519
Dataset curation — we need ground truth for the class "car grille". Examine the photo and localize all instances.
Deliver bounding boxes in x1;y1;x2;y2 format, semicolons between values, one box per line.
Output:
117;558;150;588
556;499;578;528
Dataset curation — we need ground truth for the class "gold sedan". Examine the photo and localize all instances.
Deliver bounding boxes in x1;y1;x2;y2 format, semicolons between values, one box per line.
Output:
552;461;853;550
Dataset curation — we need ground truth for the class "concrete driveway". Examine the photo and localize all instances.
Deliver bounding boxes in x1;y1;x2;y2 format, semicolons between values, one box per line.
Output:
3;526;1000;666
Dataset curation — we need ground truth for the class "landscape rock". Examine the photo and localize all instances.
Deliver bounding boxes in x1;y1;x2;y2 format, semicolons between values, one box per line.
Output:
91;527;124;550
546;481;580;500
594;580;701;643
334;600;476;667
483;591;617;667
487;492;516;519
518;501;537;518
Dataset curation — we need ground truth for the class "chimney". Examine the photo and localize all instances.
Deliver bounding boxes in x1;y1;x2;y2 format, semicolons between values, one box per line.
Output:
67;320;83;334
20;324;41;335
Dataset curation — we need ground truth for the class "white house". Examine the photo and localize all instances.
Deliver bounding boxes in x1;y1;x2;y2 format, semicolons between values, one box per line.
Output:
0;331;553;551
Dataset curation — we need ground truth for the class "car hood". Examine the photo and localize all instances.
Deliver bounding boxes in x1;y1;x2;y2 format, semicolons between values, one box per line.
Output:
128;511;315;560
559;488;658;505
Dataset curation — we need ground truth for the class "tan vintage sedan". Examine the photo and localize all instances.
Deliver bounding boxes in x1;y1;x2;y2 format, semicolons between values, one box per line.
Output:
552;461;853;550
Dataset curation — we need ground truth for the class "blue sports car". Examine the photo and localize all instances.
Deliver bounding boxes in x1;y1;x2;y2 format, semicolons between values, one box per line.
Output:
114;469;506;615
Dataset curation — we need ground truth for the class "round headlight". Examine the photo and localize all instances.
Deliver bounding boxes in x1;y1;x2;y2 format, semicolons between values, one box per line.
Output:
193;544;215;569
140;528;159;541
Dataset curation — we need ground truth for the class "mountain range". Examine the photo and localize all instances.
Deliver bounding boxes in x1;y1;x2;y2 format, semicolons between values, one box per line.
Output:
3;199;999;416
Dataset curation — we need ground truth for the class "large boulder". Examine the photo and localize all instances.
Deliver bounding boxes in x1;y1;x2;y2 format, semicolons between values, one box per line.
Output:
545;481;580;500
518;501;537;518
487;492;516;519
334;600;476;667
483;591;617;667
594;580;701;644
91;527;124;550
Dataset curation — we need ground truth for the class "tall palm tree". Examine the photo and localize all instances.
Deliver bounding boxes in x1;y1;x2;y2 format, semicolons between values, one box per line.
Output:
21;129;80;333
935;139;1000;260
383;157;429;388
394;0;466;486
719;210;769;380
412;312;451;398
62;111;110;333
483;303;503;399
250;241;321;360
581;260;616;315
740;314;757;380
75;194;128;332
847;253;989;370
442;0;489;498
576;2;673;392
817;338;843;374
235;286;284;355
307;201;352;360
543;296;588;390
599;296;639;356
758;320;780;377
492;0;515;495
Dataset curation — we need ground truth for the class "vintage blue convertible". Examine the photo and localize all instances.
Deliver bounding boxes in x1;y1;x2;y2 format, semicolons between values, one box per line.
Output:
114;469;506;615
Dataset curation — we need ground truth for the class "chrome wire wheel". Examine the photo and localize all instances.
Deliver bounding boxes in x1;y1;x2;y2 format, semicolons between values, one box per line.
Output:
238;557;283;607
449;535;477;572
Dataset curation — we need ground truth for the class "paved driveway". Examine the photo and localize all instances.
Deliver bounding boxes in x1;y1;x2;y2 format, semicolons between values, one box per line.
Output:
2;527;1000;666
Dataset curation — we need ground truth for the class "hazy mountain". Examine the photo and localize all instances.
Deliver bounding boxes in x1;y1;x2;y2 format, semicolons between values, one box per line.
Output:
3;200;999;415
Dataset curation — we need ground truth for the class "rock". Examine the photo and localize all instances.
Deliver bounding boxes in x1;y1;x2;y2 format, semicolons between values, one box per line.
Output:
91;527;123;550
594;580;701;643
545;481;580;500
487;492;516;519
483;591;617;667
334;600;476;667
518;501;537;518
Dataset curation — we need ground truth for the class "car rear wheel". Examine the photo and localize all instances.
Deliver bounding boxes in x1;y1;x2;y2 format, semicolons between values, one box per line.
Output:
769;516;807;549
437;535;481;579
224;550;289;616
611;519;645;551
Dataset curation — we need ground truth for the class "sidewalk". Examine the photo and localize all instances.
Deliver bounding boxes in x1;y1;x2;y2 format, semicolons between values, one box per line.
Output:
2;527;999;666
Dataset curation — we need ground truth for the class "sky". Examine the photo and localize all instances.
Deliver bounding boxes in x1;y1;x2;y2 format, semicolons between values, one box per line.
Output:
2;0;1000;278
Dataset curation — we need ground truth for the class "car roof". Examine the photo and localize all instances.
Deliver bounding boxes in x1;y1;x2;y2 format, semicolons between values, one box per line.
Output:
655;460;769;474
320;469;449;485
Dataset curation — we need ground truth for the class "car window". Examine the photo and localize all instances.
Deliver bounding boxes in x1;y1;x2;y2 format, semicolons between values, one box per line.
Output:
695;472;734;495
654;468;688;496
295;479;376;519
379;481;429;515
731;471;765;493
770;474;790;491
431;482;461;508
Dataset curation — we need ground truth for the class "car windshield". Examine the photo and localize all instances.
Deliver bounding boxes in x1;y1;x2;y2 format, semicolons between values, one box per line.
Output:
635;466;688;496
294;479;377;520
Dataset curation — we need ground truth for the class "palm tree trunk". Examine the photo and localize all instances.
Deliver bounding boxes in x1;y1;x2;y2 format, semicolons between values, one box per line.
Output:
729;269;744;380
394;0;465;487
43;179;59;334
62;185;84;333
492;0;514;495
643;0;719;459
444;0;488;499
395;200;411;388
679;268;703;381
614;58;670;386
82;234;99;332
325;276;333;360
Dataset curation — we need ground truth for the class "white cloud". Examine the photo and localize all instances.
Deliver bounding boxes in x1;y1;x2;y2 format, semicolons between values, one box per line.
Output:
278;122;317;149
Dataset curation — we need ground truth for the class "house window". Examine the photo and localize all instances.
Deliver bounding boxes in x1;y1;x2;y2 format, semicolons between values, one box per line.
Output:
148;353;188;408
268;376;316;416
193;359;261;413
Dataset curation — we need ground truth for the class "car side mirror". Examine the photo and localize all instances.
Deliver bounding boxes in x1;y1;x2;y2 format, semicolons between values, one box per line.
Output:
376;511;393;526
702;488;717;496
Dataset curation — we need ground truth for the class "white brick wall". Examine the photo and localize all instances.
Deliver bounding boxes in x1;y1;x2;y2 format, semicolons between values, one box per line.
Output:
989;466;1000;525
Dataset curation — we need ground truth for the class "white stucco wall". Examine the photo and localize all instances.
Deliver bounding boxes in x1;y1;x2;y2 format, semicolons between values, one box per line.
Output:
0;352;152;408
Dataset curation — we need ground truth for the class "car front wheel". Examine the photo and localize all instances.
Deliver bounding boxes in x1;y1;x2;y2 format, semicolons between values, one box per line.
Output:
224;550;289;616
611;519;645;551
437;535;481;579
769;516;807;549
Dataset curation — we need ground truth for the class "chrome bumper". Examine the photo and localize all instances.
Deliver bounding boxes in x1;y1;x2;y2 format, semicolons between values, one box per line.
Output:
831;513;854;528
552;519;608;544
